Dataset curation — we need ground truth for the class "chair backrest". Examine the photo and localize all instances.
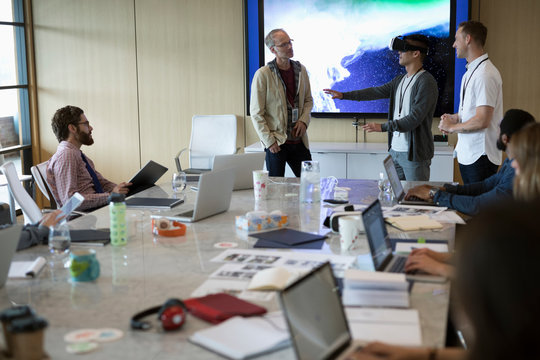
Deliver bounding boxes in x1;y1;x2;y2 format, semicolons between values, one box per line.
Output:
0;162;42;224
31;165;49;201
189;115;237;169
35;161;58;209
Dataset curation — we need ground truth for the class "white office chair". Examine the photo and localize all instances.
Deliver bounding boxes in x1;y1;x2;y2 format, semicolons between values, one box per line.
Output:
174;114;239;173
31;161;58;209
0;161;42;224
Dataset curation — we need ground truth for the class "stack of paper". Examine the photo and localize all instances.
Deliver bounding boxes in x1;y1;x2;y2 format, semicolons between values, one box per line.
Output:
342;269;410;308
189;313;290;359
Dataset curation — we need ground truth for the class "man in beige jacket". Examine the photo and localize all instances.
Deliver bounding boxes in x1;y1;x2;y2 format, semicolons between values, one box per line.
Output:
250;29;313;177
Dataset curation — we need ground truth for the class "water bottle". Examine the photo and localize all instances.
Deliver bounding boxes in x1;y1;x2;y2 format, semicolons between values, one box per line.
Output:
109;193;127;246
378;172;391;197
299;161;320;203
48;222;71;260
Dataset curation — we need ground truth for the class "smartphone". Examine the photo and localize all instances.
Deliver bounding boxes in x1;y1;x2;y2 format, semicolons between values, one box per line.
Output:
59;192;84;218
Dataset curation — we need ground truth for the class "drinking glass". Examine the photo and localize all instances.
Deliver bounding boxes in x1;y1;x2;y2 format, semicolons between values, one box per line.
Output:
49;222;71;262
172;172;187;194
299;161;320;203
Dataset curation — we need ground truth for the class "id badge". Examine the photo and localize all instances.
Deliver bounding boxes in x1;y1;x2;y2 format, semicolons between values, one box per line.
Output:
292;108;299;123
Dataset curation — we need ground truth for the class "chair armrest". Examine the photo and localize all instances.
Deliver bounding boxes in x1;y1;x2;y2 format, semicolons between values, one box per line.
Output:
175;148;187;172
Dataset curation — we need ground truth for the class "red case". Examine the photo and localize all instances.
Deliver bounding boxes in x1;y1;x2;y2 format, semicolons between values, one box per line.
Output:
184;293;267;324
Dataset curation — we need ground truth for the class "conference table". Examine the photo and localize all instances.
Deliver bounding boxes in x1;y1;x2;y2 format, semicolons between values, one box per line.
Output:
1;178;453;359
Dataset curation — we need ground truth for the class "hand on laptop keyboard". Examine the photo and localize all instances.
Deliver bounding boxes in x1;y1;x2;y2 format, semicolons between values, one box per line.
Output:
404;184;434;201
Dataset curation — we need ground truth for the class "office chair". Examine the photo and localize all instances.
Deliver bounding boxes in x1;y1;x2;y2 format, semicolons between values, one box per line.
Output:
31;161;58;209
174;114;239;173
0;161;42;224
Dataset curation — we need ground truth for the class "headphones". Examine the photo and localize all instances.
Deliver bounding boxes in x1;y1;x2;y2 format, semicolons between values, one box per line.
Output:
131;298;187;331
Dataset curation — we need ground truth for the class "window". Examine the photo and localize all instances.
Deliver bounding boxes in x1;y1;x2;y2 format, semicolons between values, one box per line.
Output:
0;0;33;210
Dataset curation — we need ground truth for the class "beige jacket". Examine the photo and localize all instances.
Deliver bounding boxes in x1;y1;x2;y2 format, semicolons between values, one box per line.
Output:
250;60;313;149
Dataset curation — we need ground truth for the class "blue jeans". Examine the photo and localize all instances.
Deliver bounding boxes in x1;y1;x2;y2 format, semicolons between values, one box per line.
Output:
265;142;312;177
459;155;499;184
389;149;431;181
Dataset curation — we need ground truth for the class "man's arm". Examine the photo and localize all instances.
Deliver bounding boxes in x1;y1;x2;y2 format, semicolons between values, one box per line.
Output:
341;79;395;102
439;105;493;133
249;69;276;148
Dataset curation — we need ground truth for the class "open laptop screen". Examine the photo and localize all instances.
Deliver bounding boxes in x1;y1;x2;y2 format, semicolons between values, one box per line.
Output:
362;200;393;271
279;262;351;360
383;155;405;200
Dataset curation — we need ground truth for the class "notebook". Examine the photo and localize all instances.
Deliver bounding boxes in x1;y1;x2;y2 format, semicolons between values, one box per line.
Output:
362;199;447;283
70;229;111;246
0;225;23;287
279;262;364;360
383;155;437;206
127;160;168;197
125;197;184;209
158;168;235;223
212;153;265;190
251;228;326;249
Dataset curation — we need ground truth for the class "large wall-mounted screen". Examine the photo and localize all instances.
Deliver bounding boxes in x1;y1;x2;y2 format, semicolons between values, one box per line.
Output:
246;0;470;118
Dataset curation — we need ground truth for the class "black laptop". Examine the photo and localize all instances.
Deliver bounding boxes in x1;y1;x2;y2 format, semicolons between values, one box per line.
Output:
127;160;168;197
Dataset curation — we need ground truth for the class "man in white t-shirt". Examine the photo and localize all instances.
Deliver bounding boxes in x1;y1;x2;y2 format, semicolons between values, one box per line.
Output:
439;21;503;184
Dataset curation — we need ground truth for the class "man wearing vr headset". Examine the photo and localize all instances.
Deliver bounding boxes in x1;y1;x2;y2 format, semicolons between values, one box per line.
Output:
324;34;438;181
438;21;503;184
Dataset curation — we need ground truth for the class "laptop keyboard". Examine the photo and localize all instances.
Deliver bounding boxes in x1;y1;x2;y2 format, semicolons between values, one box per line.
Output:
388;256;407;273
407;195;425;202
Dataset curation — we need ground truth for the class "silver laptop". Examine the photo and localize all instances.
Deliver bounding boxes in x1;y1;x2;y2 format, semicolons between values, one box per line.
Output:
362;200;446;283
159;168;235;223
212;152;265;190
279;262;364;360
383;155;436;206
0;225;23;287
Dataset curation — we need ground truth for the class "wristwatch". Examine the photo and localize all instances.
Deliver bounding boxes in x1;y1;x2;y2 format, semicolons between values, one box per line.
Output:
428;187;438;200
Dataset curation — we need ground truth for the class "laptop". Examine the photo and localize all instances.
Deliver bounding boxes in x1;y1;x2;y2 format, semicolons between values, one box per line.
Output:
279;262;364;360
383;155;436;206
157;168;235;223
362;199;447;283
127;160;168;197
212;152;265;190
0;225;23;288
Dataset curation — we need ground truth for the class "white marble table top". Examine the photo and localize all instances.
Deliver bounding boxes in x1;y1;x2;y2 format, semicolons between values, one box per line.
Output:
1;178;451;359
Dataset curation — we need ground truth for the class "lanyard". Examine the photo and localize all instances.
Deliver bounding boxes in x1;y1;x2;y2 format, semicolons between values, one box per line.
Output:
461;57;489;110
398;68;422;117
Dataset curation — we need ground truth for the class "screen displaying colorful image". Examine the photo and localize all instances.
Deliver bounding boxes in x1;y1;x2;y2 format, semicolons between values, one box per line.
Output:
253;0;457;117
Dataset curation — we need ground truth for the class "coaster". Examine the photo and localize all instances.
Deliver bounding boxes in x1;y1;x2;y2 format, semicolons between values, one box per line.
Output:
64;329;99;343
66;342;99;354
95;328;124;342
214;242;238;249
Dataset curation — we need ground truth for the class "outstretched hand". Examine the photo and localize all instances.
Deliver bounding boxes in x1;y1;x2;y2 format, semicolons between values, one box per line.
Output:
323;89;343;99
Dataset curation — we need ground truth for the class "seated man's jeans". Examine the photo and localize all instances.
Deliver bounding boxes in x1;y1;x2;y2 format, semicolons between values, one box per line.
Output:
459;155;499;184
265;143;312;177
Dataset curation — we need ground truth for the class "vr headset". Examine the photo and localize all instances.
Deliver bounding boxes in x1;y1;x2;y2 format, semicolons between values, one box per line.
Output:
389;35;429;55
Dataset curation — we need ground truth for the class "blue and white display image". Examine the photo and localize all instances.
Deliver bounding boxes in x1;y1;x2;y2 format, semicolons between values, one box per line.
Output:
263;0;453;116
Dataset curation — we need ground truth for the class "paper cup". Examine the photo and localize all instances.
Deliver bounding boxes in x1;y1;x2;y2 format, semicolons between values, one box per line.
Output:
253;170;269;201
338;215;365;251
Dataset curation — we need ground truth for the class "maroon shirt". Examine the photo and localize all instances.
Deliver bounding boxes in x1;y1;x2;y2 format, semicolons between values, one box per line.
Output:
279;65;296;106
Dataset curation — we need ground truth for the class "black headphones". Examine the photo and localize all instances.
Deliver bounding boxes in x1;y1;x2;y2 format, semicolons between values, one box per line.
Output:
131;298;187;331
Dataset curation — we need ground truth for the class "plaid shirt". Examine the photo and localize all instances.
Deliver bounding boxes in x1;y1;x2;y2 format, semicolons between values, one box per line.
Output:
47;141;116;211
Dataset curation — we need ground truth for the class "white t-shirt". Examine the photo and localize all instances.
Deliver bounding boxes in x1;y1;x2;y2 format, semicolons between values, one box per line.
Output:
455;54;503;166
391;70;424;152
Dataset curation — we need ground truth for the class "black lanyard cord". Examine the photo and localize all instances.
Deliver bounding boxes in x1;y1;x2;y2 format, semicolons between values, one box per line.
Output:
461;57;489;110
398;68;422;117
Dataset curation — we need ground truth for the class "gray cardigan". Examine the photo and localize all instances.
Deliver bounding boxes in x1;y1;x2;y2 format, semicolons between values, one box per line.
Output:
342;71;438;161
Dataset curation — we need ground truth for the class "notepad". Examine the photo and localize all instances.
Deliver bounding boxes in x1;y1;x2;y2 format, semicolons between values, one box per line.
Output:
8;257;47;278
189;313;290;360
251;228;326;249
247;267;307;291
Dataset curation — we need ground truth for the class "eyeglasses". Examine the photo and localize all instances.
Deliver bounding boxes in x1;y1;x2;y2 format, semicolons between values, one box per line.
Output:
273;39;294;49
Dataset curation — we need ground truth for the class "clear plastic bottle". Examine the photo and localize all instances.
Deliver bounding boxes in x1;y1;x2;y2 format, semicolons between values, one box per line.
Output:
109;193;127;246
299;161;320;203
378;172;392;198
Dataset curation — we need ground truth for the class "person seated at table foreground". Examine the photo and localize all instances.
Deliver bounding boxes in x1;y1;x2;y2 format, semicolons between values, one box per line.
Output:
348;200;540;360
405;109;535;215
47;106;131;211
0;210;64;251
405;121;540;278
